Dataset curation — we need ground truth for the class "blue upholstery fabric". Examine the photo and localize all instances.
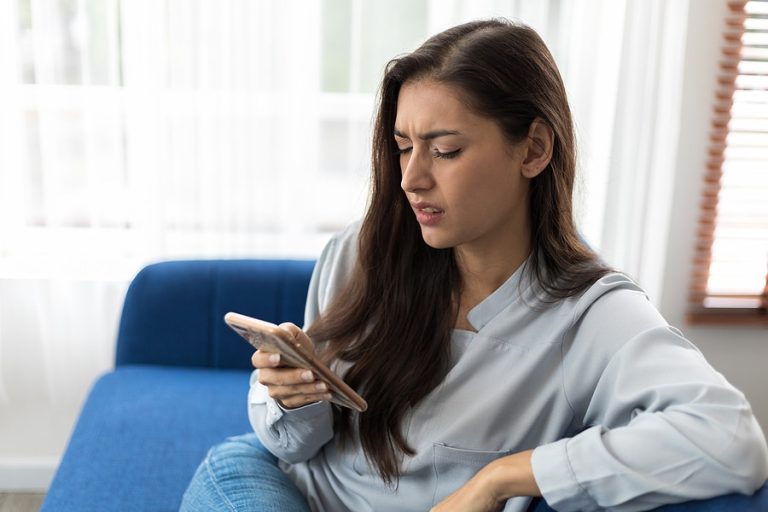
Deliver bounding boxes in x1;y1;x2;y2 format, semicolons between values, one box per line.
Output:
115;259;314;369
42;258;768;511
43;260;314;511
42;366;251;512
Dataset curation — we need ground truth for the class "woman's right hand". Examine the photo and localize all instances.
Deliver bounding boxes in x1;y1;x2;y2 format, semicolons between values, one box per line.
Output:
251;322;333;409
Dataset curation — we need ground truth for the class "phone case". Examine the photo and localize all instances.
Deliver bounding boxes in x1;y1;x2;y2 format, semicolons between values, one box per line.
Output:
224;312;368;412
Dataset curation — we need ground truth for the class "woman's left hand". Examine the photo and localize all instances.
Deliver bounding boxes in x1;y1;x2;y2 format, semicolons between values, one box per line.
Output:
430;449;540;512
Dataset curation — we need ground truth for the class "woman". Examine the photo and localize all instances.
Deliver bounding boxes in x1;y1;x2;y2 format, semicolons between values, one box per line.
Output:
182;19;768;512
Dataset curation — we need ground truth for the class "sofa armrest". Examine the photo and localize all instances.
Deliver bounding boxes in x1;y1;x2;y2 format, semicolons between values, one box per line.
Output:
115;259;315;370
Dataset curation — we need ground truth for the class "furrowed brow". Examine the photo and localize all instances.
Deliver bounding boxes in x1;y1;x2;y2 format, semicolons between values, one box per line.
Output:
393;129;461;140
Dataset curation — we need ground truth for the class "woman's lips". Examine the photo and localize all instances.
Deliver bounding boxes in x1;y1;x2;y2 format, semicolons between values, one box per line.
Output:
411;203;445;226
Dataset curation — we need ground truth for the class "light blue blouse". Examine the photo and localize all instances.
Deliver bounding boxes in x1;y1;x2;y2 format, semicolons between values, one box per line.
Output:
248;222;768;512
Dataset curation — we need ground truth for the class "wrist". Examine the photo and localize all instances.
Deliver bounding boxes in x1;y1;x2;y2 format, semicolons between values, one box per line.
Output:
483;449;541;500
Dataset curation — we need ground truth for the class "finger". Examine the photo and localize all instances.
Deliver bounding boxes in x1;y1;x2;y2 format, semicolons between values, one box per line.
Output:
251;350;281;369
267;381;330;400
278;322;302;336
258;367;316;386
278;322;315;352
278;392;334;409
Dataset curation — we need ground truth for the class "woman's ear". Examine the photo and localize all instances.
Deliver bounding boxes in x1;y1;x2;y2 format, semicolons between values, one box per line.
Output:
521;118;554;178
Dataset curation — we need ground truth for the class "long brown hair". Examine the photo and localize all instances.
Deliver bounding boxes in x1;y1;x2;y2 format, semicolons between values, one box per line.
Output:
307;18;611;484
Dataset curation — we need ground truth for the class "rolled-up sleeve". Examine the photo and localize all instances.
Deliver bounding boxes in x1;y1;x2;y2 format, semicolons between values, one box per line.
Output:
531;290;768;511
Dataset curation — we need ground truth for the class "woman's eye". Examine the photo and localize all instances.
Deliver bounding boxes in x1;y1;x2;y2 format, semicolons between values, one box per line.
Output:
395;147;412;155
432;148;462;159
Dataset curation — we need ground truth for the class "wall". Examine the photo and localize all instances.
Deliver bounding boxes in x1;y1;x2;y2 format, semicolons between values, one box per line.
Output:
660;0;768;433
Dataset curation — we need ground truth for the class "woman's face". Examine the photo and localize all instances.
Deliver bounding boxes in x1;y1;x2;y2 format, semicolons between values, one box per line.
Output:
395;80;531;255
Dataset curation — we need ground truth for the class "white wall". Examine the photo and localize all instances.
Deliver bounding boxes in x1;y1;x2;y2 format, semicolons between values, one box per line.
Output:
660;0;768;434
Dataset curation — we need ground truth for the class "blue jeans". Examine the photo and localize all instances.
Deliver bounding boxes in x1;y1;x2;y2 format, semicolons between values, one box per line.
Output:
180;433;311;512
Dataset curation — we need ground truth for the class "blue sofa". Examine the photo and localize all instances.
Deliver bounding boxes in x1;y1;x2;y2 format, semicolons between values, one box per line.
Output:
41;260;767;511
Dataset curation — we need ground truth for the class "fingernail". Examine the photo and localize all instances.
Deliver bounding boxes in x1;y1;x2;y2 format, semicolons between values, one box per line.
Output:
269;354;280;365
301;370;313;382
315;382;327;391
324;393;333;400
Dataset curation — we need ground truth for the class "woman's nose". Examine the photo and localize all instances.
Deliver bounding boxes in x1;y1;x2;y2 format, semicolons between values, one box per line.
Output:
400;149;434;193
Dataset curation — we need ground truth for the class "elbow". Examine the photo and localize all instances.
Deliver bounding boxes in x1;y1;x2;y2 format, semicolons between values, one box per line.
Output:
278;452;305;465
742;437;768;493
273;430;334;465
718;416;768;494
279;450;318;465
249;427;318;464
254;417;334;465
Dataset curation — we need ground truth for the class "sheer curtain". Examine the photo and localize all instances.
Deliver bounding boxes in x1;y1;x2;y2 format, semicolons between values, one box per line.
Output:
0;0;690;489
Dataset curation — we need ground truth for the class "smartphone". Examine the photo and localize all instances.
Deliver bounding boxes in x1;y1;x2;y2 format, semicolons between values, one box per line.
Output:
224;312;367;412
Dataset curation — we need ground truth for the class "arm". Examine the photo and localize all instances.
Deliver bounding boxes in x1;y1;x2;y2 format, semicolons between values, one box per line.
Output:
248;223;361;463
531;324;768;511
247;323;335;464
431;450;540;512
436;288;768;511
248;366;334;464
530;288;768;511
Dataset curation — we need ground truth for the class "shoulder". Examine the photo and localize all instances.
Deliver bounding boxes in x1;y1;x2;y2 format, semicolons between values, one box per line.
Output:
304;221;361;322
573;272;669;339
314;220;361;284
560;272;679;363
559;272;708;386
559;273;712;418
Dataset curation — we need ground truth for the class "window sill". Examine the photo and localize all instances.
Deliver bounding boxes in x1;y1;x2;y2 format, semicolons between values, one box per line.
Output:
687;308;768;326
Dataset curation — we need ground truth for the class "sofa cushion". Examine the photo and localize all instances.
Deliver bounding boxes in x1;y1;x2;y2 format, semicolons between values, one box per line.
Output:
42;366;768;512
41;365;252;512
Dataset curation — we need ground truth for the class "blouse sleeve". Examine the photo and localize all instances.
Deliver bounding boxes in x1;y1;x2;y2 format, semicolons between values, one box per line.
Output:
247;224;358;463
531;286;768;511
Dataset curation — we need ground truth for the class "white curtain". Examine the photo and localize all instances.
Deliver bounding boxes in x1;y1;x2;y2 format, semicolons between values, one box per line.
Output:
0;0;691;489
556;0;691;304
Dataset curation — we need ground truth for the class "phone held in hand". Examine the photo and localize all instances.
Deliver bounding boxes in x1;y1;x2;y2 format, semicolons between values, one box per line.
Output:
224;312;368;412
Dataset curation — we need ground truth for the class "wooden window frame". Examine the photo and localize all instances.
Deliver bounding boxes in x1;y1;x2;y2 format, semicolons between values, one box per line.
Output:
688;0;768;326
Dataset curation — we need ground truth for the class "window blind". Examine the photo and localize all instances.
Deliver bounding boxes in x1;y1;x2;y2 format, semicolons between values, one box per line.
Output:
689;0;768;324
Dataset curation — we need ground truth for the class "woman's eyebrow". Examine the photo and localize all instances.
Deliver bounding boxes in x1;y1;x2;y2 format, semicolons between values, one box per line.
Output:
393;129;462;140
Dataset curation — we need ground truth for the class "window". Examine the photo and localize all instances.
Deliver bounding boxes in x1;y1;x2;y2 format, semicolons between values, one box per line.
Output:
1;0;424;280
689;0;768;324
0;0;572;281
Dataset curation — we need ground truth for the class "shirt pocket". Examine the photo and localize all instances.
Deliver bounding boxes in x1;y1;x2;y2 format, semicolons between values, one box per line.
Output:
431;442;511;506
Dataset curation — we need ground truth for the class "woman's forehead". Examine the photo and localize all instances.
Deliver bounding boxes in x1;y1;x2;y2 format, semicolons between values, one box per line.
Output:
394;80;484;134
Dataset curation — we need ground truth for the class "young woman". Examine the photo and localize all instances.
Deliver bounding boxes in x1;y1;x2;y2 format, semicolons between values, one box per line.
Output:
182;19;768;512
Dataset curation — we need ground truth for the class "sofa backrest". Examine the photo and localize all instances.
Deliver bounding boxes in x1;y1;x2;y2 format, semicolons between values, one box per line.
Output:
115;259;315;369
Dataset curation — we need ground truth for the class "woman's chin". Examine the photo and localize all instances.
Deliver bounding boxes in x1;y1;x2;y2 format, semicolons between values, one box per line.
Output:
419;229;456;250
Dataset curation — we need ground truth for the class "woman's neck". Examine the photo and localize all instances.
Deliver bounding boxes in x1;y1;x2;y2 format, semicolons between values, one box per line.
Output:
453;231;531;329
456;235;530;297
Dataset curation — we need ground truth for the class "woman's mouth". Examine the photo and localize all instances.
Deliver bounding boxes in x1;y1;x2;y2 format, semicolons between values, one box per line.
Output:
412;204;445;226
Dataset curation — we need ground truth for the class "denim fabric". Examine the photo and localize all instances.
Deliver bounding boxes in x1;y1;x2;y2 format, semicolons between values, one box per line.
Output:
180;434;310;512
